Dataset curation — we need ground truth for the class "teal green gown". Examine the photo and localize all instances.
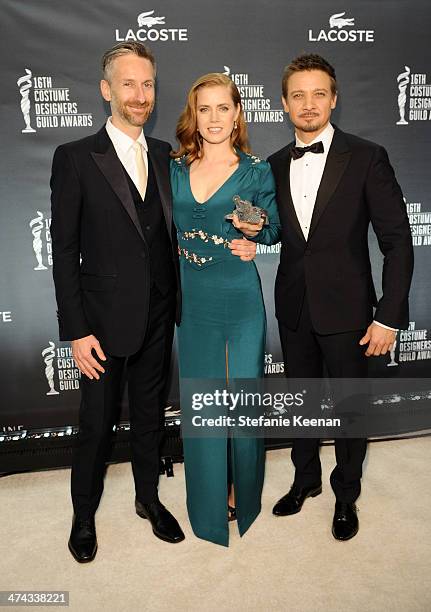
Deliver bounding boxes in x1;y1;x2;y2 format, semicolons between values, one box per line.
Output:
170;150;280;546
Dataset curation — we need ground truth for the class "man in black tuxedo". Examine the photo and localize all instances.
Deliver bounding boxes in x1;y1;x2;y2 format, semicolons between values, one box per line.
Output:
50;42;185;561
51;42;257;562
269;54;413;540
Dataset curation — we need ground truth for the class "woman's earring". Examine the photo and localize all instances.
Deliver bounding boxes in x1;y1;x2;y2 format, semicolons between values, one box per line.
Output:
234;120;237;130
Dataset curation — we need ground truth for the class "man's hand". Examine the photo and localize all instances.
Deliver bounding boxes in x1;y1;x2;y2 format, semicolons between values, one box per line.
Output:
71;334;106;380
231;213;264;238
359;323;396;357
228;237;257;261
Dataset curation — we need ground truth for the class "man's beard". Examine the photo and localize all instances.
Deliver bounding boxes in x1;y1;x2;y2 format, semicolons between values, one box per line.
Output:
299;122;321;133
116;99;154;127
295;113;322;133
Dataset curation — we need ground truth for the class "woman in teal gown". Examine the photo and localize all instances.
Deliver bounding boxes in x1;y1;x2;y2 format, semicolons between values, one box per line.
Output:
170;73;280;546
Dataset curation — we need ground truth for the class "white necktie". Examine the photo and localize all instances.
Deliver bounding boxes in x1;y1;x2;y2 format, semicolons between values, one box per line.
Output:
133;141;147;201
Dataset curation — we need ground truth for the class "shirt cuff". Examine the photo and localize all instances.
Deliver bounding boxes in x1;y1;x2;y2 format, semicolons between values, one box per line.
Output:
373;320;398;332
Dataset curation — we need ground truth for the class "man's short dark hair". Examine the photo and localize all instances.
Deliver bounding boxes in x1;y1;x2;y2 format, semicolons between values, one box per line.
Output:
101;42;156;81
282;54;337;98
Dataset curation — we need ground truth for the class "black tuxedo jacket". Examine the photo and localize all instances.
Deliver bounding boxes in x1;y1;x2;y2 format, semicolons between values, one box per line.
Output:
50;126;180;356
268;126;414;334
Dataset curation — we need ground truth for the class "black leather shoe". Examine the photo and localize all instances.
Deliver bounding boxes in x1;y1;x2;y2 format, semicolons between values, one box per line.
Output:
135;499;185;543
68;515;97;563
272;483;322;516
228;505;237;522
332;501;359;541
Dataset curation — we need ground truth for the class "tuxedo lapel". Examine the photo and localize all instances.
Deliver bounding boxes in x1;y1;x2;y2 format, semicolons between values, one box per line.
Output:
147;139;173;237
276;144;306;243
308;128;351;239
90;127;145;242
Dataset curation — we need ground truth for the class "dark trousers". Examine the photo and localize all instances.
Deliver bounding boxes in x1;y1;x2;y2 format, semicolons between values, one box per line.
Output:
71;286;175;518
278;294;368;503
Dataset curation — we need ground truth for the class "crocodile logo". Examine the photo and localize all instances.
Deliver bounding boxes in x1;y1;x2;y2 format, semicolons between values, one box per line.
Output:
329;12;355;28
137;10;166;27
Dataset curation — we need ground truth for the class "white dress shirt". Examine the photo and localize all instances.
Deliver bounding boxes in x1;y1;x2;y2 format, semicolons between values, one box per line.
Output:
290;122;334;241
105;117;148;192
290;122;396;332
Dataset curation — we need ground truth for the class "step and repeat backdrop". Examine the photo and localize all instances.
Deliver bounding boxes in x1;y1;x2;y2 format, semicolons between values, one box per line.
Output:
1;0;430;442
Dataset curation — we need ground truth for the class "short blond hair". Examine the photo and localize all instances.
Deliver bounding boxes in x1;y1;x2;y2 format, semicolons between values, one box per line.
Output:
101;42;156;82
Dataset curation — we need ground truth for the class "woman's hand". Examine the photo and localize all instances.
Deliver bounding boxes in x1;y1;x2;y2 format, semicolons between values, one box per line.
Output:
231;213;264;237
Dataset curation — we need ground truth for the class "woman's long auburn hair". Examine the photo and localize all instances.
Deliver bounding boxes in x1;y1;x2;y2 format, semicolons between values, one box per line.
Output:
171;73;250;164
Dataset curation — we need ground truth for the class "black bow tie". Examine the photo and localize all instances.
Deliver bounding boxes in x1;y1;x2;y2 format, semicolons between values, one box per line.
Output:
290;141;324;160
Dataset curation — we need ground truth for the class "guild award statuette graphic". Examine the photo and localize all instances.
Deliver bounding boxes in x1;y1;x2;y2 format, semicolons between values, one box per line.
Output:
29;211;48;270
387;338;399;367
225;195;269;225
42;342;60;395
396;66;411;125
17;68;36;133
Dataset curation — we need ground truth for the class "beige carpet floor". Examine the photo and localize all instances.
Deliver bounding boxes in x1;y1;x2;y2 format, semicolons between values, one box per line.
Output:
0;437;430;612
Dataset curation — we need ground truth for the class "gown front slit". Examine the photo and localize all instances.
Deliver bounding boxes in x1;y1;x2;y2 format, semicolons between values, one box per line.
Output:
170;151;280;546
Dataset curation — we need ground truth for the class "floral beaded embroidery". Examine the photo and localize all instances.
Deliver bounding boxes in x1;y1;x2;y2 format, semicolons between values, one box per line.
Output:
182;229;229;247
178;229;228;266
178;247;213;266
247;153;261;164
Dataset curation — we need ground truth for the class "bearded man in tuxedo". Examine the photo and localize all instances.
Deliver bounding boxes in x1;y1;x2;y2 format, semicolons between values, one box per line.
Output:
268;54;413;540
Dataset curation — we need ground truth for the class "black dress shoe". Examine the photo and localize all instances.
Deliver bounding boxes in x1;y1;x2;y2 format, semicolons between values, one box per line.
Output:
68;515;97;563
332;501;359;541
272;483;322;516
135;499;185;543
228;505;237;522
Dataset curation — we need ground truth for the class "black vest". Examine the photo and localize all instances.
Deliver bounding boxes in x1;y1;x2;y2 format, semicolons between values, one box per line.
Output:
124;157;176;296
